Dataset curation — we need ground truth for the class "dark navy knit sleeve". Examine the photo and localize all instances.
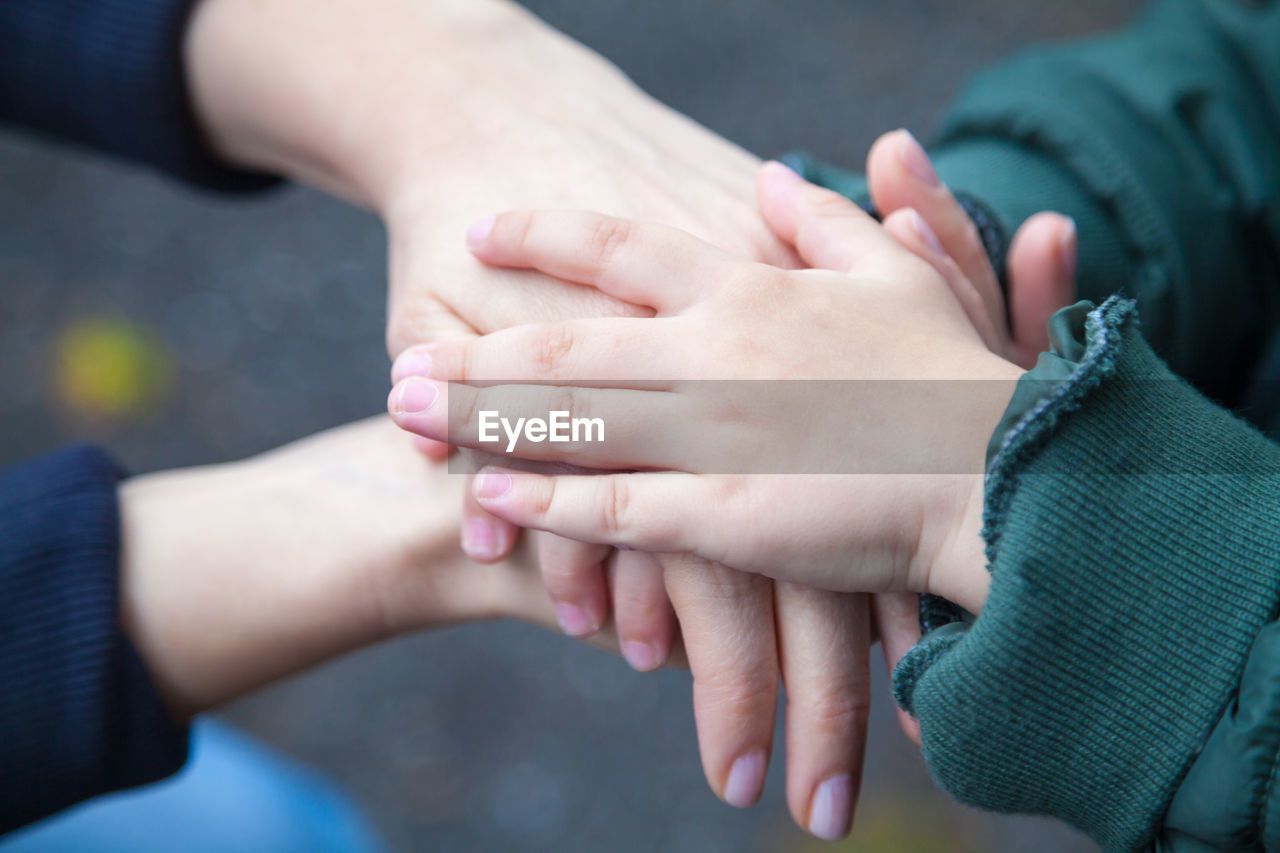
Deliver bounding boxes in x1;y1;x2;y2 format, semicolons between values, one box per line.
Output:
0;0;278;192
0;446;189;834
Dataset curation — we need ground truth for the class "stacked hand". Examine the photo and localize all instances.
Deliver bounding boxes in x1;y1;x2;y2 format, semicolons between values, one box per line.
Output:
185;0;1077;839
387;133;1077;837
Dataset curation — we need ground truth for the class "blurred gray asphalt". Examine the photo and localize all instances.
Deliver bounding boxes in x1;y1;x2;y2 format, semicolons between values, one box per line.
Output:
0;2;1145;851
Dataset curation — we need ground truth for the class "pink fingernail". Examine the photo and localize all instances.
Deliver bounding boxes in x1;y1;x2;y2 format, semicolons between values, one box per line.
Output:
391;377;439;415
474;471;512;500
555;603;598;637
898;130;940;188
391;348;433;383
467;215;495;248
724;749;767;808
808;774;853;841
910;209;946;257
622;640;661;672
461;518;499;560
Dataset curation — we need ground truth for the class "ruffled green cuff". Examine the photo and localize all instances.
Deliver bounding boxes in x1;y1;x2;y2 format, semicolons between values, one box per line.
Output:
893;297;1280;851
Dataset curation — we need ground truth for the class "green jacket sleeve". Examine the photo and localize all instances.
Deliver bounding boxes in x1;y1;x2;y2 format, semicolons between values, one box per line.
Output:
791;0;1280;403
893;298;1280;851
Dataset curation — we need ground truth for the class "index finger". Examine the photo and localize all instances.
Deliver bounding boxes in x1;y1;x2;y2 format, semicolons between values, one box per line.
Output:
467;210;741;314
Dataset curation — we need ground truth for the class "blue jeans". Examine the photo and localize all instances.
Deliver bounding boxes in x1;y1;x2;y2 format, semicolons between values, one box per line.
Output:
1;718;385;853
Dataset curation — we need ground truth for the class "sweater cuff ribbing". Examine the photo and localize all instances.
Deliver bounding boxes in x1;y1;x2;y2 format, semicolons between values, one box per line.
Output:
0;0;279;192
0;446;189;833
893;298;1280;851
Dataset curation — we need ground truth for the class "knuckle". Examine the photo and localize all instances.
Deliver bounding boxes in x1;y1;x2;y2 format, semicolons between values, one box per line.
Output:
597;477;633;538
453;387;482;440
532;324;578;374
698;667;777;711
531;475;557;517
505;210;536;256
806;690;872;731
548;386;587;424
454;341;476;384
587;217;632;270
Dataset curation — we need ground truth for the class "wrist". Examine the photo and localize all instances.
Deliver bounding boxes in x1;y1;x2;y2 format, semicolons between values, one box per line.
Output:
912;351;1022;612
185;0;633;213
118;424;476;717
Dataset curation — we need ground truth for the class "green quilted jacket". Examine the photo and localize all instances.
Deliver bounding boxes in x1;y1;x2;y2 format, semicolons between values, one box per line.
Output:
794;1;1280;849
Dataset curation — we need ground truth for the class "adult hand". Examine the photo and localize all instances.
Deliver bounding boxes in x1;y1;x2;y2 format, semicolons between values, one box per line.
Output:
117;417;648;719
188;0;796;613
186;0;794;353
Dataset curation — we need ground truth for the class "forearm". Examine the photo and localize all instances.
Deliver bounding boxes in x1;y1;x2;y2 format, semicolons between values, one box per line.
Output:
186;0;650;211
185;0;785;357
116;417;624;720
118;420;486;719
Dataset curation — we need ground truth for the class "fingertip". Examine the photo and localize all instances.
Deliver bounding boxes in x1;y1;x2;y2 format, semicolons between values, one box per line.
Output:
466;214;495;250
756;161;804;243
622;640;664;672
473;468;514;502
390;345;434;384
1008;212;1079;360
808;773;855;841
724;748;769;808
611;550;675;672
554;602;602;638
461;517;514;563
908;209;945;257
866;129;914;212
881;207;936;255
758;159;803;187
896;129;940;188
388;376;441;417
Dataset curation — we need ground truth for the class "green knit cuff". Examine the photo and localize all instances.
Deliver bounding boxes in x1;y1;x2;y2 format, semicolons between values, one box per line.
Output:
893;297;1280;851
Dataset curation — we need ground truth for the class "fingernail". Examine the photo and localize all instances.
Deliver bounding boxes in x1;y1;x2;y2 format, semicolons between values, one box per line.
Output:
467;215;495;248
1059;217;1078;282
391;348;433;383
622;640;661;671
555;603;598;637
391;377;439;415
808;774;853;841
910;209;946;256
474;471;512;500
461;518;499;560
724;749;767;808
898;130;940;188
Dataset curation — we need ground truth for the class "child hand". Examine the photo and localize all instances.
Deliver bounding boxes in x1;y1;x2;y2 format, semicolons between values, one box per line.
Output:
864;129;1077;368
388;164;1023;610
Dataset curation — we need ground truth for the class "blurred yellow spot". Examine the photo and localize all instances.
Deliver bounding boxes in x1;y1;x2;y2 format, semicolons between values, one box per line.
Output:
55;317;173;419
